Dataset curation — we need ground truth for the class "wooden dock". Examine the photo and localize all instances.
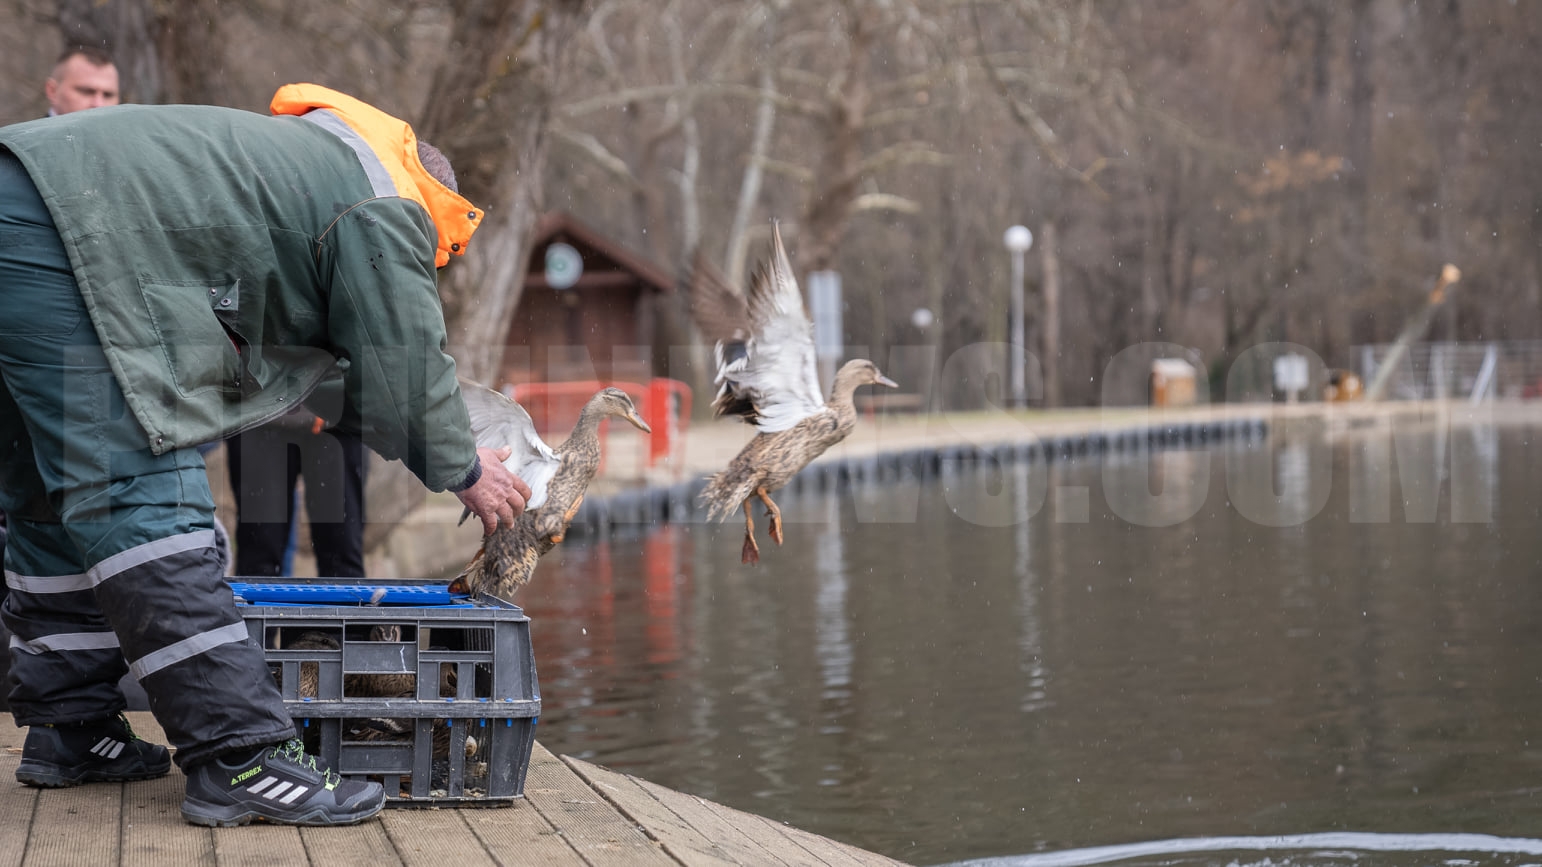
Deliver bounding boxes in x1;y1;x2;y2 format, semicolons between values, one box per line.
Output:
2;712;908;867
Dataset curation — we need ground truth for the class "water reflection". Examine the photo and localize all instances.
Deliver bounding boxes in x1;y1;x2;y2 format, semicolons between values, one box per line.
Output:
1013;461;1048;714
516;419;1538;866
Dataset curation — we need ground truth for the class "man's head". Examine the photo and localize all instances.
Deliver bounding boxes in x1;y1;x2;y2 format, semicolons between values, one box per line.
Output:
417;140;459;193
45;46;120;115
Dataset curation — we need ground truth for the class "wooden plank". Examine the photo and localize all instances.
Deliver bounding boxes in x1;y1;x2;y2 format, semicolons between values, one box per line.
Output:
0;756;36;867
380;809;500;867
700;802;908;867
635;777;802;867
457;802;593;867
212;825;307;867
823;836;910;867
25;784;120;867
773;821;901;867
522;743;676;867
658;797;833;867
566;756;910;867
120;772;216;866
564;757;749;866
299;818;402;866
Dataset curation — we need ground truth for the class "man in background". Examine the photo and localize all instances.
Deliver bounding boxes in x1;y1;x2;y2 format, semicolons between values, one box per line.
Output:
43;45;119;116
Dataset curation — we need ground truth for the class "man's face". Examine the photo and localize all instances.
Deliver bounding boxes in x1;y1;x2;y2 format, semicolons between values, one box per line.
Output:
45;56;120;115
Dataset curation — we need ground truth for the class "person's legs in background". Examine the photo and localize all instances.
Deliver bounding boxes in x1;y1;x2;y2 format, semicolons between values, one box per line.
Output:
225;427;303;577
303;429;367;578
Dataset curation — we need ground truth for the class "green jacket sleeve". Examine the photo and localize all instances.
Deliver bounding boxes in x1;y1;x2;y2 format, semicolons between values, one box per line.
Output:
318;198;478;491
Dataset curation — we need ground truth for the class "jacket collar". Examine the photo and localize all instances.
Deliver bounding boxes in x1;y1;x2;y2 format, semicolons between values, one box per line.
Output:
270;83;481;268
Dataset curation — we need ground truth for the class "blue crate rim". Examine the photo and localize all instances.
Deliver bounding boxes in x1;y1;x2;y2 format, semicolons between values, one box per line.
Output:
231;577;525;618
230;576;519;607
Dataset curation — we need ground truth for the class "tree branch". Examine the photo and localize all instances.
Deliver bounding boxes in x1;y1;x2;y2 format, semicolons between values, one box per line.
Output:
551;125;642;186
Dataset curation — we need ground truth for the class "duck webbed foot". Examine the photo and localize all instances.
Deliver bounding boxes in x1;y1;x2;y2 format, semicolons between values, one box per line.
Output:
740;498;760;565
755;487;783;546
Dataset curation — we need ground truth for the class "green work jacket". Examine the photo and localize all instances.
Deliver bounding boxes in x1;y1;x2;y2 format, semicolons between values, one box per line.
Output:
0;104;477;492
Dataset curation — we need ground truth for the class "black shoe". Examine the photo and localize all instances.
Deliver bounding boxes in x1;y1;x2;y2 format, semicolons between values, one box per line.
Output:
180;738;385;827
16;713;172;788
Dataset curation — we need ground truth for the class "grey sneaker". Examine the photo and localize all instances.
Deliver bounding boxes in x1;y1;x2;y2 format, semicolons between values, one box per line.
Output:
180;738;384;827
16;713;171;787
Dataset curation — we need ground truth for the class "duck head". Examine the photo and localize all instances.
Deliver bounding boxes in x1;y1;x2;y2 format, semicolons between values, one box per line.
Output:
592;387;653;433
833;359;899;395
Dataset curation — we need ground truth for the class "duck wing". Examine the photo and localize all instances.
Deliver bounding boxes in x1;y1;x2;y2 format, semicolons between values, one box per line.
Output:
457;377;561;509
689;252;762;424
689;249;751;347
700;224;825;434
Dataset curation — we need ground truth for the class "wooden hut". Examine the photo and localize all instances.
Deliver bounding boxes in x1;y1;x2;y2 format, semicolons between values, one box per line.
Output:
499;212;675;388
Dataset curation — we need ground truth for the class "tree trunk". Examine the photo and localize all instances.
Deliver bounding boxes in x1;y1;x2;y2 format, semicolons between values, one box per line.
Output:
797;7;870;274
726;61;778;283
417;0;591;386
366;0;591;550
55;0;164;104
1342;0;1375;349
1039;220;1061;408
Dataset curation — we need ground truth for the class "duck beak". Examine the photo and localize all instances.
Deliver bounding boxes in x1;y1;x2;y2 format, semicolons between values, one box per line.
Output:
624;410;653;434
875;374;899;388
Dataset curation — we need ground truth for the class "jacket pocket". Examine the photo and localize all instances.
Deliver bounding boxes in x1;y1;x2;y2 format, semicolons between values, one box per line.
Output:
137;277;244;398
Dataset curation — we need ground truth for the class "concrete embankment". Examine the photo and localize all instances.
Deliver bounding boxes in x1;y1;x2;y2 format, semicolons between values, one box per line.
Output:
563;409;1269;540
360;398;1538;579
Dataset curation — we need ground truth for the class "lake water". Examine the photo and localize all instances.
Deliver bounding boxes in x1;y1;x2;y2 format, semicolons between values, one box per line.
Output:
514;413;1542;866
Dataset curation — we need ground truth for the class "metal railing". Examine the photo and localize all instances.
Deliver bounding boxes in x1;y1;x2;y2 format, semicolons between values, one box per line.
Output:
1353;341;1542;402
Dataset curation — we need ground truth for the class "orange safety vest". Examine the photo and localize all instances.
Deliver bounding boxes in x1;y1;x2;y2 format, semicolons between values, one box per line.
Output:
270;83;482;268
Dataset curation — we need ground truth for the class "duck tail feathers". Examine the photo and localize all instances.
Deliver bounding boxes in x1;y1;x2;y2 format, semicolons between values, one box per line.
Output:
699;472;731;522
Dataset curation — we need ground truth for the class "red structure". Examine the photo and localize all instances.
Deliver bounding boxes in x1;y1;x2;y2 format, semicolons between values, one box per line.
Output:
511;379;691;469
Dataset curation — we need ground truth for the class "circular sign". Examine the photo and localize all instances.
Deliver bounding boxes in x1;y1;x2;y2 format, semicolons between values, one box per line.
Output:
545;242;583;290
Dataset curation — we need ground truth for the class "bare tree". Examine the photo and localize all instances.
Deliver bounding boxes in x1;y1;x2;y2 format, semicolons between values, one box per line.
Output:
416;0;593;384
12;0;1542;418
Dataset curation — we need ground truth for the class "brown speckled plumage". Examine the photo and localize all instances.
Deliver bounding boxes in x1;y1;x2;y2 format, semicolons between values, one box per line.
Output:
287;628;475;759
452;388;651;599
691;222;897;564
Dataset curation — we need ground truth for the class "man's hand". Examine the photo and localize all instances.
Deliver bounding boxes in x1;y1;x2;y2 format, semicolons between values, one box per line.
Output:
454;447;535;535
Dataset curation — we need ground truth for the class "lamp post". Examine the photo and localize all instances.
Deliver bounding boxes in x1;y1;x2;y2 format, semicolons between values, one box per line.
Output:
1003;225;1034;409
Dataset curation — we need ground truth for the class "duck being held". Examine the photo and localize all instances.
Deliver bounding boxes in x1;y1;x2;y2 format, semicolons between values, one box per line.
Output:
692;222;897;564
451;381;651;598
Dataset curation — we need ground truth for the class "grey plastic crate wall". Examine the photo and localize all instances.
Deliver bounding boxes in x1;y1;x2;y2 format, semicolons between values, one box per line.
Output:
241;601;541;805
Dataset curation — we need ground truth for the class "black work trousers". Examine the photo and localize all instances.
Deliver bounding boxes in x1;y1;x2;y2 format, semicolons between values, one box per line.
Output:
0;148;296;767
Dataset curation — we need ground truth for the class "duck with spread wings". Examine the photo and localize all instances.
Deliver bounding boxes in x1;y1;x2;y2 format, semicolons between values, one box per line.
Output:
450;379;651;599
692;222;897;564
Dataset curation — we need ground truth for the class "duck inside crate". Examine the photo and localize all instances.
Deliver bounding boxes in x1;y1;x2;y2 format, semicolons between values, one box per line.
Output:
234;580;540;806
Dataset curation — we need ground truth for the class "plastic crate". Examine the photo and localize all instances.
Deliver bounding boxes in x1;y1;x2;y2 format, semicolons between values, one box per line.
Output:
233;577;540;806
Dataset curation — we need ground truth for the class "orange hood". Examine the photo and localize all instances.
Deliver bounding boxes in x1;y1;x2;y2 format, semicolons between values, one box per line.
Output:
271;83;482;268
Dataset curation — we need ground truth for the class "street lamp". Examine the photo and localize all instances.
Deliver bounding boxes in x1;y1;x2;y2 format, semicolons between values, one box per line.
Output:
1003;225;1034;409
